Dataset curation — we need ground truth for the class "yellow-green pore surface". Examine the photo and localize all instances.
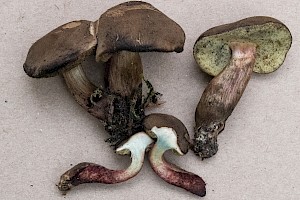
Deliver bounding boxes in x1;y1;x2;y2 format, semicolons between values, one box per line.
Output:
194;23;292;76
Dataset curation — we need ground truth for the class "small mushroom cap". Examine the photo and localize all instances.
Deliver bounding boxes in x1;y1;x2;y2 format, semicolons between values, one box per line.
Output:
96;1;185;62
143;113;190;154
24;20;97;78
193;16;292;76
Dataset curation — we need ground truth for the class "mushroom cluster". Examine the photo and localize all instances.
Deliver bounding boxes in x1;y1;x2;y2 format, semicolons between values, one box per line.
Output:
23;0;293;197
24;1;185;147
24;1;206;197
192;16;292;159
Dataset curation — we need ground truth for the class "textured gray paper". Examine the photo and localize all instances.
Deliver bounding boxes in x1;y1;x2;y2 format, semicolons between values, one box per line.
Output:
1;0;299;199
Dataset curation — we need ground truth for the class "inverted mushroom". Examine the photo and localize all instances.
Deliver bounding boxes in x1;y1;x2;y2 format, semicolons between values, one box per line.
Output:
193;16;292;159
143;113;206;197
57;132;153;194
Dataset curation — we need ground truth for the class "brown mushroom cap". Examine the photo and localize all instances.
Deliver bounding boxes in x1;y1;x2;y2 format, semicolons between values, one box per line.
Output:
96;1;185;62
193;16;292;76
24;20;97;78
143;113;190;154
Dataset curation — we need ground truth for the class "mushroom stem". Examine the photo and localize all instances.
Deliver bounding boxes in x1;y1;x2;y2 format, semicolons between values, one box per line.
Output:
149;127;206;197
62;65;111;121
62;51;160;147
194;42;257;159
104;51;146;146
58;132;153;194
106;51;143;97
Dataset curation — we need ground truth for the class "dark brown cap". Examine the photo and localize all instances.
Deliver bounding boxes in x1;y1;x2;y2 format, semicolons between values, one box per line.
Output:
193;16;292;76
143;113;190;154
96;1;185;62
24;20;97;78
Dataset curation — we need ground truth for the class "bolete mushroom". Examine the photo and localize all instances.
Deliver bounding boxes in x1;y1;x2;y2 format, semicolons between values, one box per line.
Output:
23;1;185;147
94;1;185;146
143;113;206;197
193;16;292;159
23;1;187;196
23;20;111;121
57;132;154;194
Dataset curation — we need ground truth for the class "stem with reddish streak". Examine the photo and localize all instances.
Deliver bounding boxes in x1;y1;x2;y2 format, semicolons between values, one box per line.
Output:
149;127;206;197
57;132;153;194
194;42;257;159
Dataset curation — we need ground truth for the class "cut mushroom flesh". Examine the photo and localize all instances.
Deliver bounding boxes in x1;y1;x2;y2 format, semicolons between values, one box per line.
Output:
57;132;153;194
148;126;206;197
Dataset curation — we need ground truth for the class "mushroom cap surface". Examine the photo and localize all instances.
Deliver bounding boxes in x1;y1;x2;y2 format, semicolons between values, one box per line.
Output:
24;20;97;78
143;113;190;154
96;1;185;62
193;16;292;76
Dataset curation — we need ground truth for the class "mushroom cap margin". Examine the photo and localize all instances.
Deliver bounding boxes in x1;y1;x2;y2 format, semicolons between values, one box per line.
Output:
24;20;97;78
96;1;185;62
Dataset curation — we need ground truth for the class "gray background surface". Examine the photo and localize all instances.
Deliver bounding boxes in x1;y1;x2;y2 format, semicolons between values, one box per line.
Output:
1;0;299;199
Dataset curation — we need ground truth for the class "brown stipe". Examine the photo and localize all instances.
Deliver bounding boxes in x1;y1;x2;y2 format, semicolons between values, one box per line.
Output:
62;65;111;121
194;42;256;159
